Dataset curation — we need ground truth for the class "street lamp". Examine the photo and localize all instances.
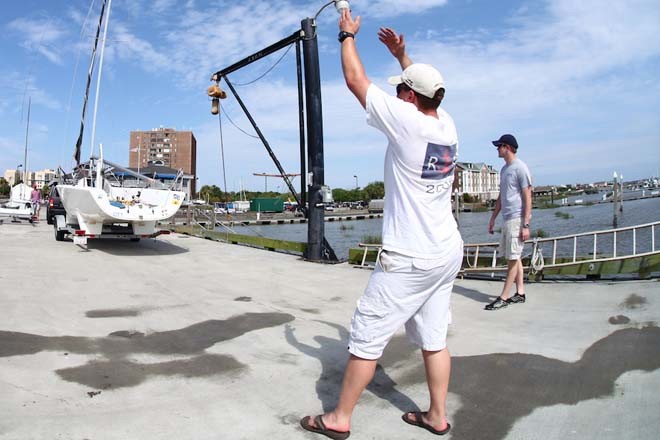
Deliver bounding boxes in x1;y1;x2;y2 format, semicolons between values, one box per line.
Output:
16;164;23;185
353;174;358;189
137;135;141;176
314;0;349;18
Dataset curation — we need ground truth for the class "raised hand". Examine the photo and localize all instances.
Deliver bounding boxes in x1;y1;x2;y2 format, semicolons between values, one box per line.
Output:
377;27;405;59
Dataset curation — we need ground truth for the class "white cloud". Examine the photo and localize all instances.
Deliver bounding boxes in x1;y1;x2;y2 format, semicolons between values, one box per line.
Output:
351;0;448;18
380;0;660;183
6;17;69;64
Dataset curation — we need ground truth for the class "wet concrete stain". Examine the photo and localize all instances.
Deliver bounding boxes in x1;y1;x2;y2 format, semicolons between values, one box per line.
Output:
57;354;246;389
0;312;294;358
288;324;660;439
301;308;321;315
0;312;294;389
234;296;252;302
622;293;647;309
609;315;631;325
86;308;140;318
393;326;660;440
285;321;419;414
330;296;343;302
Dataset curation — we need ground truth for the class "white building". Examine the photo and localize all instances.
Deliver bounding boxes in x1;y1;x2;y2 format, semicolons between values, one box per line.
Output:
453;162;500;201
3;168;57;187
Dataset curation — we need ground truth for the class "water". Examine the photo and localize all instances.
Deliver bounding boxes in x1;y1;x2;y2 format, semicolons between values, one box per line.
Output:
219;196;660;260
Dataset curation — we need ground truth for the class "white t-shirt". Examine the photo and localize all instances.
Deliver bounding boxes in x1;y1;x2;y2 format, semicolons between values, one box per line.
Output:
365;84;461;259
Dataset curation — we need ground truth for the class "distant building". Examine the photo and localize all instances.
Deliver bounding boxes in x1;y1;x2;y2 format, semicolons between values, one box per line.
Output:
3;169;20;186
129;127;197;194
533;185;554;197
453;162;500;201
3;168;56;187
34;169;57;187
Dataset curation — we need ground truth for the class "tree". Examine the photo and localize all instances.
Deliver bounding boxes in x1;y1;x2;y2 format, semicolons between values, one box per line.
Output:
332;188;350;203
362;181;385;201
0;178;9;197
198;185;224;203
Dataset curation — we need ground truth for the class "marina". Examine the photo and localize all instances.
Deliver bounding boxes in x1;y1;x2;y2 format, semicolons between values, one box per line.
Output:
203;195;660;263
1;1;659;439
1;220;659;439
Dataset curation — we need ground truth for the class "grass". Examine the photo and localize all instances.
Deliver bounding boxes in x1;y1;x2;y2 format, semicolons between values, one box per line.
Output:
360;234;382;244
554;211;572;219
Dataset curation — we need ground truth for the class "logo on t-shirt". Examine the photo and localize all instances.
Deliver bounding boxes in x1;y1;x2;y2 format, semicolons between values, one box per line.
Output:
421;143;456;180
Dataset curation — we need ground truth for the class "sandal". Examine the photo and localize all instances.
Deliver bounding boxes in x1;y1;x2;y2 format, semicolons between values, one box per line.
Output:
300;415;350;440
402;412;451;436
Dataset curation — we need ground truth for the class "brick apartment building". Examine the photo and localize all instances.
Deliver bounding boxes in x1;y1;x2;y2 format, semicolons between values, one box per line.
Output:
129;127;197;195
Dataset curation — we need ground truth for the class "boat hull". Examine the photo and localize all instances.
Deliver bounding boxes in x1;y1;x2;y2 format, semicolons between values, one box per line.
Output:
57;183;185;236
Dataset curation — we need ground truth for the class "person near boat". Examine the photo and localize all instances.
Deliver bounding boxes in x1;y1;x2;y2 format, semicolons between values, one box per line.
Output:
300;9;462;439
30;183;41;219
486;134;533;310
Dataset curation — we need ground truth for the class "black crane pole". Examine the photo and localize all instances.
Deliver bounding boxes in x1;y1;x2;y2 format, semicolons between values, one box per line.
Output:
301;17;325;262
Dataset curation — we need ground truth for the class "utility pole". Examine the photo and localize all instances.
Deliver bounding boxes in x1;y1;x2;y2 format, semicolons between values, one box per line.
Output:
612;171;618;228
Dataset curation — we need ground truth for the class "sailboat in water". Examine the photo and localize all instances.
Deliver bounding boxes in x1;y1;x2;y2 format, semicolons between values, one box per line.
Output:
54;0;185;242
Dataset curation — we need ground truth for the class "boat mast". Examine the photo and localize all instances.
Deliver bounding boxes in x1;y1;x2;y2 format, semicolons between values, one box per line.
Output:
89;0;112;167
73;0;107;167
19;97;31;200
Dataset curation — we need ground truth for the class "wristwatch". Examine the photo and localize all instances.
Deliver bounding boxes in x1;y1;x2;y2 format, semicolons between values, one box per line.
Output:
338;31;355;42
522;223;530;229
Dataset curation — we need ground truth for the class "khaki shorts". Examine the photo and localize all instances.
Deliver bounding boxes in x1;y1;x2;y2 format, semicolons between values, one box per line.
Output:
500;218;524;260
347;236;463;360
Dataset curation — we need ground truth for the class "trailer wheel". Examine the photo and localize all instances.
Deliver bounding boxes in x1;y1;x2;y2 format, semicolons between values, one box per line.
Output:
54;224;66;241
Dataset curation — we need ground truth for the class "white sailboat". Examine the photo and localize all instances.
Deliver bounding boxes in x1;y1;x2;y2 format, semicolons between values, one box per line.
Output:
54;0;185;242
0;183;33;222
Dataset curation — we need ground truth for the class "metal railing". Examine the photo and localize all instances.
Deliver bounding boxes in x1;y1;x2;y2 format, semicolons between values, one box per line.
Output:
354;222;659;275
463;221;658;273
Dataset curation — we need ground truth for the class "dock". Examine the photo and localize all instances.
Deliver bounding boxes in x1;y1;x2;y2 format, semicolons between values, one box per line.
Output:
1;220;659;439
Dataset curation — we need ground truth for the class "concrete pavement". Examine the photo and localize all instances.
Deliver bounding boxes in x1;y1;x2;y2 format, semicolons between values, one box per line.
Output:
1;220;659;439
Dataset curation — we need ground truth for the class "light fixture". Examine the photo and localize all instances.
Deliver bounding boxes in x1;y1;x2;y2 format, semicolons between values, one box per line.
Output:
335;0;350;12
315;0;350;19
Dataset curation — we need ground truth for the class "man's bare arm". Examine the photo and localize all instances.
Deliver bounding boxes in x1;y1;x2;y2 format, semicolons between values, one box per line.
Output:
377;27;412;69
339;9;370;108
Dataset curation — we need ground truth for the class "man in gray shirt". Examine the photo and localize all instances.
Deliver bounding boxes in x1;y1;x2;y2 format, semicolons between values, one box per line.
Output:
486;134;532;310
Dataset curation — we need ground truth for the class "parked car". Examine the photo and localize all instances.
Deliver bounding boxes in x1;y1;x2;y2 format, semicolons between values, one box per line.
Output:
46;184;66;225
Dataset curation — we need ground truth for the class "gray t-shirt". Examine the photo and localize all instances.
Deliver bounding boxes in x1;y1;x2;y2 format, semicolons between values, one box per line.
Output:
500;158;532;220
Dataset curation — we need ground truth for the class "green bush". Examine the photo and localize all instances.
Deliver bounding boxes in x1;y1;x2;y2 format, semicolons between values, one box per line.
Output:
534;228;548;238
554;211;572;219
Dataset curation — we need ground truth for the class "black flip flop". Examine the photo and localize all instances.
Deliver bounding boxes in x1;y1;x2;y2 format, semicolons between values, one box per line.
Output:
402;411;451;436
300;415;350;440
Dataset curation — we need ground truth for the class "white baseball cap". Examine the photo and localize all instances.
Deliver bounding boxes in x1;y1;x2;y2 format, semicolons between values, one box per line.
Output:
387;63;445;99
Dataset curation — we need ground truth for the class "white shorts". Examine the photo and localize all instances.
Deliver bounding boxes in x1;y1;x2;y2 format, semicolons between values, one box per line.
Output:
347;236;463;360
500;218;524;260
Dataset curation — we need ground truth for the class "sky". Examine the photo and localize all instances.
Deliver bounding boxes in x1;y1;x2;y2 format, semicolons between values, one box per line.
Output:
1;0;659;193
